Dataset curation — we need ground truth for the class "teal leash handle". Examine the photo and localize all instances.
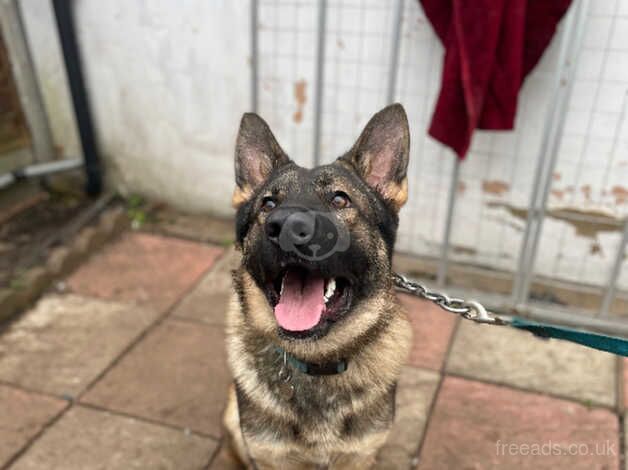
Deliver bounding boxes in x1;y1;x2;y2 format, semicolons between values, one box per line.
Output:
510;316;628;357
393;272;628;357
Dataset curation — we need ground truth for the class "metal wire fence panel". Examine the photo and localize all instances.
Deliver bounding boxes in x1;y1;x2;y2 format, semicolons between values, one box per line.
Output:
254;0;628;323
534;1;628;291
257;0;319;167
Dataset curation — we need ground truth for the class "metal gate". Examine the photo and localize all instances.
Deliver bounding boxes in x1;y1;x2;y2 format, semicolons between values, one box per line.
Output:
250;0;628;335
0;29;29;155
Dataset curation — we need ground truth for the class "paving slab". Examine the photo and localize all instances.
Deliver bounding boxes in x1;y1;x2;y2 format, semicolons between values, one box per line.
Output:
82;319;230;438
144;209;235;245
10;406;216;470
172;246;240;326
67;232;222;311
399;294;458;371
0;384;66;467
0;294;160;396
375;367;440;469
447;320;616;406
418;376;620;470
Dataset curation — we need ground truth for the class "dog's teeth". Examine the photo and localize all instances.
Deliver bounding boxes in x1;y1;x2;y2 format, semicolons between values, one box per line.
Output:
324;278;336;303
280;279;285;297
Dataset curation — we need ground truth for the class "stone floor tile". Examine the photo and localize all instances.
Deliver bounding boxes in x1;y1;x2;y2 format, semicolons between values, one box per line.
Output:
418;376;619;470
0;384;66;467
375;367;440;469
144;209;235;246
172;246;240;325
67;232;222;310
82;319;229;438
447;320;616;406
399;294;458;371
10;406;216;470
0;294;160;396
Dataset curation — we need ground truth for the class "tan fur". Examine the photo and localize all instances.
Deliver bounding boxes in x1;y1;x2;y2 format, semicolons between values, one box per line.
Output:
382;177;408;210
223;384;251;465
232;185;254;208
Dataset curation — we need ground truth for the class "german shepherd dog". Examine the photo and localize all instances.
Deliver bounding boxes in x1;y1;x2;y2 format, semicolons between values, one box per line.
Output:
224;104;412;469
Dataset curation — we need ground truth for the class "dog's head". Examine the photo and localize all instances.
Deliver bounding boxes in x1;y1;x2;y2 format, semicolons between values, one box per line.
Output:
233;104;409;342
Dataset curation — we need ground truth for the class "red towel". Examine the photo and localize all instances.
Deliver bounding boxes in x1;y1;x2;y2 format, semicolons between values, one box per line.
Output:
420;0;572;159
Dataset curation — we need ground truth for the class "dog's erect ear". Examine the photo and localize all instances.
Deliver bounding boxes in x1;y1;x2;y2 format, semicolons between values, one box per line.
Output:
341;103;410;210
233;113;291;208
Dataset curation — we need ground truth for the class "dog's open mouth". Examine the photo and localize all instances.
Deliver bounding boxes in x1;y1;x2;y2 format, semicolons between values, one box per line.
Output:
266;267;352;336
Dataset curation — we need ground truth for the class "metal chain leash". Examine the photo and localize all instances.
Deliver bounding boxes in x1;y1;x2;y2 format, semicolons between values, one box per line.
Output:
393;273;509;325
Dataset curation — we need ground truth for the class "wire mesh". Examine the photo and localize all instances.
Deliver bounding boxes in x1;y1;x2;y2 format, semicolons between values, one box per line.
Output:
255;0;628;320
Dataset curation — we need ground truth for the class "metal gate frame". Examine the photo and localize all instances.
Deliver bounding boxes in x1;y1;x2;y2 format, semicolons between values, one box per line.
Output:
0;0;55;168
0;0;101;194
250;0;628;336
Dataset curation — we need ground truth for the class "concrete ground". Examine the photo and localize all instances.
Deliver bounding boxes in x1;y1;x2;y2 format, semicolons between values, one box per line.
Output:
0;230;624;469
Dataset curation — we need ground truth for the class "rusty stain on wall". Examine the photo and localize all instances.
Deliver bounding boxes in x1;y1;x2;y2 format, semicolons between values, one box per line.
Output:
551;189;564;200
581;184;591;200
590;242;603;256
552;172;561;181
457;181;466;194
611;186;628;204
487;201;624;239
452;245;477;256
482;180;510;196
293;79;307;124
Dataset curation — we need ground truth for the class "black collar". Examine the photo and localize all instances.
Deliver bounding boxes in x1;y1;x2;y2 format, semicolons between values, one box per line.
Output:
275;347;348;376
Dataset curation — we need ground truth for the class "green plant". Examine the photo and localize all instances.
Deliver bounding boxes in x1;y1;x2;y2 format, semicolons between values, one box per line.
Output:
126;195;148;229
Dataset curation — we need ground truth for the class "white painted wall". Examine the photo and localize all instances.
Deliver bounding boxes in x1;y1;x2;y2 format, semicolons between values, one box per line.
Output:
19;0;628;289
21;0;249;215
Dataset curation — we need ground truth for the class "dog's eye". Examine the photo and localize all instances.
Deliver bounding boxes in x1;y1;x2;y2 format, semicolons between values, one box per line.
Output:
260;197;277;213
330;191;350;209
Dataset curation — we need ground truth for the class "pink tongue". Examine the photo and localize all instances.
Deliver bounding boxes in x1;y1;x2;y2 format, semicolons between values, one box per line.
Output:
274;272;325;331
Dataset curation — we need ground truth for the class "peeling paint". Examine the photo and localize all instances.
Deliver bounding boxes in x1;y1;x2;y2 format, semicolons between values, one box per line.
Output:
293;79;307;124
611;186;628;204
487;201;624;238
452;245;477;256
550;189;564;200
590;242;603;256
482;180;509;196
581;184;592;200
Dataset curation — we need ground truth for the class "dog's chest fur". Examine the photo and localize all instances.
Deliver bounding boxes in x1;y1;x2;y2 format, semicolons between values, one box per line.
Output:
235;338;397;448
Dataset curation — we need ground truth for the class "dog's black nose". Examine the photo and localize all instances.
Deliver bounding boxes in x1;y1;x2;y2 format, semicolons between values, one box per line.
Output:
265;208;315;246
